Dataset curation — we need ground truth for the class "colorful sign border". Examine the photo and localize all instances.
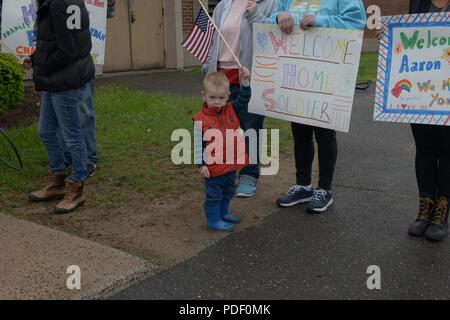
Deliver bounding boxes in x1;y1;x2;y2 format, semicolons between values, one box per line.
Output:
374;12;450;126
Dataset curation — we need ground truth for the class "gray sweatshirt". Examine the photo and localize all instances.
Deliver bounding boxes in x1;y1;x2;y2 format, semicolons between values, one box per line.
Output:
203;0;276;82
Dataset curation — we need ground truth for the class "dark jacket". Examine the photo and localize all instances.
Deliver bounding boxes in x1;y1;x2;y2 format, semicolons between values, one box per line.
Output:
409;0;431;13
31;0;95;92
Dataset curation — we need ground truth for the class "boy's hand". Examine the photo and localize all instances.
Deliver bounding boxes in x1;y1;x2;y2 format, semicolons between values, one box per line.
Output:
300;15;315;30
199;166;210;178
247;0;257;14
240;67;251;87
277;12;294;34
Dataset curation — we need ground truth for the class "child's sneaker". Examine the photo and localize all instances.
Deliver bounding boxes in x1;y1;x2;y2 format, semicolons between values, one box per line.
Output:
276;185;314;207
306;188;333;213
235;183;256;197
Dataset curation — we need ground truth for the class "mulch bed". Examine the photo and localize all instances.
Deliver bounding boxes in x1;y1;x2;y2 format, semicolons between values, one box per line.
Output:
0;86;40;129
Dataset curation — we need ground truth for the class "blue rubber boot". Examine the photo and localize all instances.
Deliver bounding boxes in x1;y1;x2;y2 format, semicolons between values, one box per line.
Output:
204;201;235;232
221;198;241;223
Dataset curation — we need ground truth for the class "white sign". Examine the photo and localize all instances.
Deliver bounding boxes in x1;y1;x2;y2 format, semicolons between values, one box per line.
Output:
1;0;107;64
249;23;364;133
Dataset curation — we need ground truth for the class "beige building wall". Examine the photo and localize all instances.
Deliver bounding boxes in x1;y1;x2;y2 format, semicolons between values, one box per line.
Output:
98;0;205;74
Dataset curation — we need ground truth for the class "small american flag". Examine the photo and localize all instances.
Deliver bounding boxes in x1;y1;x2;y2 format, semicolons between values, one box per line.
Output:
181;8;215;63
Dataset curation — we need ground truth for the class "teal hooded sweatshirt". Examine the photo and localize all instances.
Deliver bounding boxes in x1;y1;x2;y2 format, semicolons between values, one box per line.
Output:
266;0;366;30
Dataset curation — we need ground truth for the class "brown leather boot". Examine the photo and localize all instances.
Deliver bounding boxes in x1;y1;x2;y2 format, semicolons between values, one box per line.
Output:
425;197;449;241
29;172;68;202
54;180;86;214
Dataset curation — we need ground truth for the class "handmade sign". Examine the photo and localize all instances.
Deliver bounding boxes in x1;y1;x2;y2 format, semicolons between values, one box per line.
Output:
374;12;450;126
0;0;107;64
249;23;364;133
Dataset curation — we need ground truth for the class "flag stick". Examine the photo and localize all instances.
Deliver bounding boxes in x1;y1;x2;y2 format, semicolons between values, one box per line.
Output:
0;39;22;60
195;0;243;69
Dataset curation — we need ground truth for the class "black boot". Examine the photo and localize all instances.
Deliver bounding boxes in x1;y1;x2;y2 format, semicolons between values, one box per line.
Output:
408;196;435;237
425;197;449;242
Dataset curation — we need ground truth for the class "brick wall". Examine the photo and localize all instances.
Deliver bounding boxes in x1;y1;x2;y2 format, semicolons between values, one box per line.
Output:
363;0;410;38
364;0;410;16
182;0;195;36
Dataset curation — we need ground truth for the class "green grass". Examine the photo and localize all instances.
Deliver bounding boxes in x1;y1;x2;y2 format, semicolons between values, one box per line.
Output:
357;52;379;83
189;67;203;75
0;86;293;211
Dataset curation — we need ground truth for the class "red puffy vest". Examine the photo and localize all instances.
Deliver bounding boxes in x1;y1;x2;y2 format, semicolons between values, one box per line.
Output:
192;102;249;177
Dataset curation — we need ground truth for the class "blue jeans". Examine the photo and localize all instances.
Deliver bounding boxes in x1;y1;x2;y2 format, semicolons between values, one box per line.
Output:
205;171;237;202
60;80;97;166
39;85;88;182
230;84;264;184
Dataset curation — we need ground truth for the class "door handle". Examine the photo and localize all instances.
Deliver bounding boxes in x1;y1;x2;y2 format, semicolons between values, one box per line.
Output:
130;10;136;23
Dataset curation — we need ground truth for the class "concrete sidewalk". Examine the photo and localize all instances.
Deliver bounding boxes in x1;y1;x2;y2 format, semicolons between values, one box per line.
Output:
0;213;153;300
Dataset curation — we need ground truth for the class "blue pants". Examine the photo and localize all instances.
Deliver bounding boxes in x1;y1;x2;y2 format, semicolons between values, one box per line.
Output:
205;171;237;202
60;80;97;166
38;84;89;182
230;84;264;184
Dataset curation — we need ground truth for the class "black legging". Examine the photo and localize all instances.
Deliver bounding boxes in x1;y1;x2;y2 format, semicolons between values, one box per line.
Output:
292;123;338;191
411;124;450;198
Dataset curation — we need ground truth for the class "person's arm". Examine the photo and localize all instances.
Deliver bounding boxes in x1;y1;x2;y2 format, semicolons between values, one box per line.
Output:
107;0;116;19
203;4;221;75
43;1;79;75
313;0;366;30
232;86;251;119
193;120;209;177
231;68;252;119
265;0;287;24
196;141;207;169
246;0;277;24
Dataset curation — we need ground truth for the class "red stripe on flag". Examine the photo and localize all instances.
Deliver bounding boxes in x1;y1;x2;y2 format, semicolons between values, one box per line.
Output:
198;29;211;62
198;25;212;58
190;29;204;53
184;28;201;51
200;24;214;62
182;28;199;48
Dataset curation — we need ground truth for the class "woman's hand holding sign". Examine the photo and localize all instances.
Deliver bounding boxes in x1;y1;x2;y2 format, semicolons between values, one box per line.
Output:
277;12;294;34
300;15;315;30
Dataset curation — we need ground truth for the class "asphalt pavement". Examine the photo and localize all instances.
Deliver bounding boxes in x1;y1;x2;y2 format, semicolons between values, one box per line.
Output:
108;75;450;300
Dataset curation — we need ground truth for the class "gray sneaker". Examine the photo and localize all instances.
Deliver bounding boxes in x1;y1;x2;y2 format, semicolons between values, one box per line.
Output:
306;188;333;213
277;185;314;207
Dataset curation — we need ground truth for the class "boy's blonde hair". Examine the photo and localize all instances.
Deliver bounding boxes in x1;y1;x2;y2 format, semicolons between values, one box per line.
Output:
203;72;230;92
